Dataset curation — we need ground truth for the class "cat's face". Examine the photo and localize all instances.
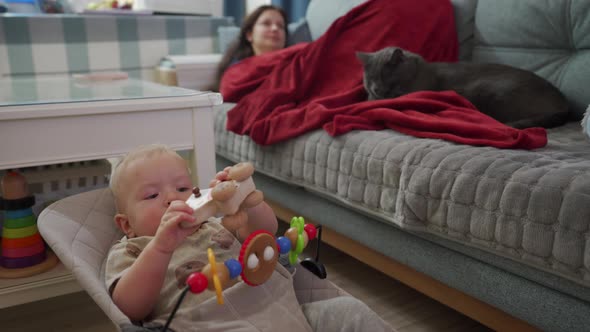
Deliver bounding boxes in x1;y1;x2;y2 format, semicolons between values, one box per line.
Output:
356;47;421;100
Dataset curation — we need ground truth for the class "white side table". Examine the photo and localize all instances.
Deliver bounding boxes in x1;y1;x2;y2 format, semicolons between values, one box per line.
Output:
0;76;221;186
0;76;222;308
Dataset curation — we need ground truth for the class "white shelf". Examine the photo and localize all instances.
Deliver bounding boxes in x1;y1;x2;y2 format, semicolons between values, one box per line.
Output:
0;262;81;309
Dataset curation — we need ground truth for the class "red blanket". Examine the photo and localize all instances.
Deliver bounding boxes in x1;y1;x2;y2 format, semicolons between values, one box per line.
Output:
222;0;547;149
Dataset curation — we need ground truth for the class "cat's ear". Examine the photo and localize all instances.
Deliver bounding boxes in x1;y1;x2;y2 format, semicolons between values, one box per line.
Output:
388;48;405;65
356;52;371;65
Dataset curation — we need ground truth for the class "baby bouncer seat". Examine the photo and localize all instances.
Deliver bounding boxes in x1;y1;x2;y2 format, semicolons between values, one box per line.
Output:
37;188;348;331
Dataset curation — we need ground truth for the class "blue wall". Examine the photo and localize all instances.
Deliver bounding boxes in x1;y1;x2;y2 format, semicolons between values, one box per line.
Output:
224;0;309;26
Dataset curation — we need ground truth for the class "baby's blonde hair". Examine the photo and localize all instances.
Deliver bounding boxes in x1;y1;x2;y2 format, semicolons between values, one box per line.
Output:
109;144;188;212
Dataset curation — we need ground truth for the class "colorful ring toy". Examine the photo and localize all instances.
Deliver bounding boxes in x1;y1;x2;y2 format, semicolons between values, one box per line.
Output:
5;208;34;219
1;242;45;258
3;215;36;229
0;251;46;269
2;224;38;239
0;196;35;211
1;233;43;249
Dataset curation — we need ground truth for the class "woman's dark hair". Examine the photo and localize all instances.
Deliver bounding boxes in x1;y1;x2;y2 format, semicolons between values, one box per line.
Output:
211;5;288;91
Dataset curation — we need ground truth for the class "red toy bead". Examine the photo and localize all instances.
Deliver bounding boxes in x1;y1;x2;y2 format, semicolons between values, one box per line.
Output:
304;224;317;240
186;272;208;293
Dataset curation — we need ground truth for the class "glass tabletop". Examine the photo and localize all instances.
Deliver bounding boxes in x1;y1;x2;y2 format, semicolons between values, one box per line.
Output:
0;76;208;107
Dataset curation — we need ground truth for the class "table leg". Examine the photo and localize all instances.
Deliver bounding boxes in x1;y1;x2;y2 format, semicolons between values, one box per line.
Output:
191;106;216;187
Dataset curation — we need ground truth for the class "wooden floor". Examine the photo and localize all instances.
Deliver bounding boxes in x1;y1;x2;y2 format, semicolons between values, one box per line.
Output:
0;239;491;332
304;242;492;332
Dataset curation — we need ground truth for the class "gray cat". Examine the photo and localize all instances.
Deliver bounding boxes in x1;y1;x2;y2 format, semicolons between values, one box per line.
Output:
356;47;570;129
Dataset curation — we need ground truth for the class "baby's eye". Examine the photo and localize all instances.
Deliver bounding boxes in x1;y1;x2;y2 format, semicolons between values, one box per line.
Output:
178;187;190;192
145;193;158;200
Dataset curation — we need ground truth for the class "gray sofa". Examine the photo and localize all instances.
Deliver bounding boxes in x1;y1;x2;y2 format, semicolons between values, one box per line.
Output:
214;0;590;330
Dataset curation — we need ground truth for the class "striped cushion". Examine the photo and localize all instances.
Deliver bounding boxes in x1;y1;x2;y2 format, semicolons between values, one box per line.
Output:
0;15;233;81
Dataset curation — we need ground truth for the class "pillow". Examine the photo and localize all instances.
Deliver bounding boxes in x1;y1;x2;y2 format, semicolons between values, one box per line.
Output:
217;26;240;54
305;0;366;40
287;18;312;45
582;104;590;140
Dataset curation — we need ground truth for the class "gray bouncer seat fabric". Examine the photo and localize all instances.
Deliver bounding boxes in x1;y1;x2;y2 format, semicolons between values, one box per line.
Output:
38;188;347;331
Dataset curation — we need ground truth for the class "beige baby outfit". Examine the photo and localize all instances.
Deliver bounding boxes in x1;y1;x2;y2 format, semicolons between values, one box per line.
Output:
105;220;312;331
106;220;395;332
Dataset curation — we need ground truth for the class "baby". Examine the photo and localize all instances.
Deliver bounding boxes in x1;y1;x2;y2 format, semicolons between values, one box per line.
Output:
105;144;394;332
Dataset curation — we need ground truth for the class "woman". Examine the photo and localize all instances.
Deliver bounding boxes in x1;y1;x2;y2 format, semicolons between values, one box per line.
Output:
212;5;288;91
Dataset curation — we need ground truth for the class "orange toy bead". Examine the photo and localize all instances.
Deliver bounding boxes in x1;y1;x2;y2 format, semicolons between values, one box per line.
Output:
285;227;299;248
202;262;230;291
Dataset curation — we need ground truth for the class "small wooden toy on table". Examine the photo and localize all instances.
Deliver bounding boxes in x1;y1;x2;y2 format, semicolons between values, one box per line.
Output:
162;162;321;330
0;171;58;278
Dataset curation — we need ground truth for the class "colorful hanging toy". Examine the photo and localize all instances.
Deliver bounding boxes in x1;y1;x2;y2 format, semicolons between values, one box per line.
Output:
162;217;318;331
0;171;58;278
184;217;317;304
179;161;319;301
162;162;321;330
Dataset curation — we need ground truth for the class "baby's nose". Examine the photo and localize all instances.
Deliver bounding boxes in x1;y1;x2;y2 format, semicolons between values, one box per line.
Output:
165;192;182;206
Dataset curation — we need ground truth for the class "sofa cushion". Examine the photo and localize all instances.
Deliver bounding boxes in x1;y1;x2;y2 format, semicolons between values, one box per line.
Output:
451;0;477;61
471;0;590;119
304;0;476;61
287;18;312;46
305;0;366;40
217;25;240;55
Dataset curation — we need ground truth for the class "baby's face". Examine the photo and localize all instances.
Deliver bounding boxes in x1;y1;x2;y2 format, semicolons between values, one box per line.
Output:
118;153;193;237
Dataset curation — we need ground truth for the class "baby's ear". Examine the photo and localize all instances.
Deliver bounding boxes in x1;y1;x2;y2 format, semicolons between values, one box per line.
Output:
114;214;134;238
356;51;371;65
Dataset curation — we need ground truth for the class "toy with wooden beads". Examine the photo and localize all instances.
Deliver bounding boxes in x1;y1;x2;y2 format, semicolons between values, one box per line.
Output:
184;217;317;302
162;217;318;330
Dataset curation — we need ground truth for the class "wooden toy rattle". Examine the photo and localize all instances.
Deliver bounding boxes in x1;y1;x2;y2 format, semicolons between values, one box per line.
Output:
181;162;263;231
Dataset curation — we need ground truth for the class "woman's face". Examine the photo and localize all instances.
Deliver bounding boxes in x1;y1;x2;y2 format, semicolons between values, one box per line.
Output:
247;9;286;55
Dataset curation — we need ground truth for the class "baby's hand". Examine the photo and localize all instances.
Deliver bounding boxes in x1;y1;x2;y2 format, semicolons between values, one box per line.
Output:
209;166;232;188
153;201;197;254
209;163;264;238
